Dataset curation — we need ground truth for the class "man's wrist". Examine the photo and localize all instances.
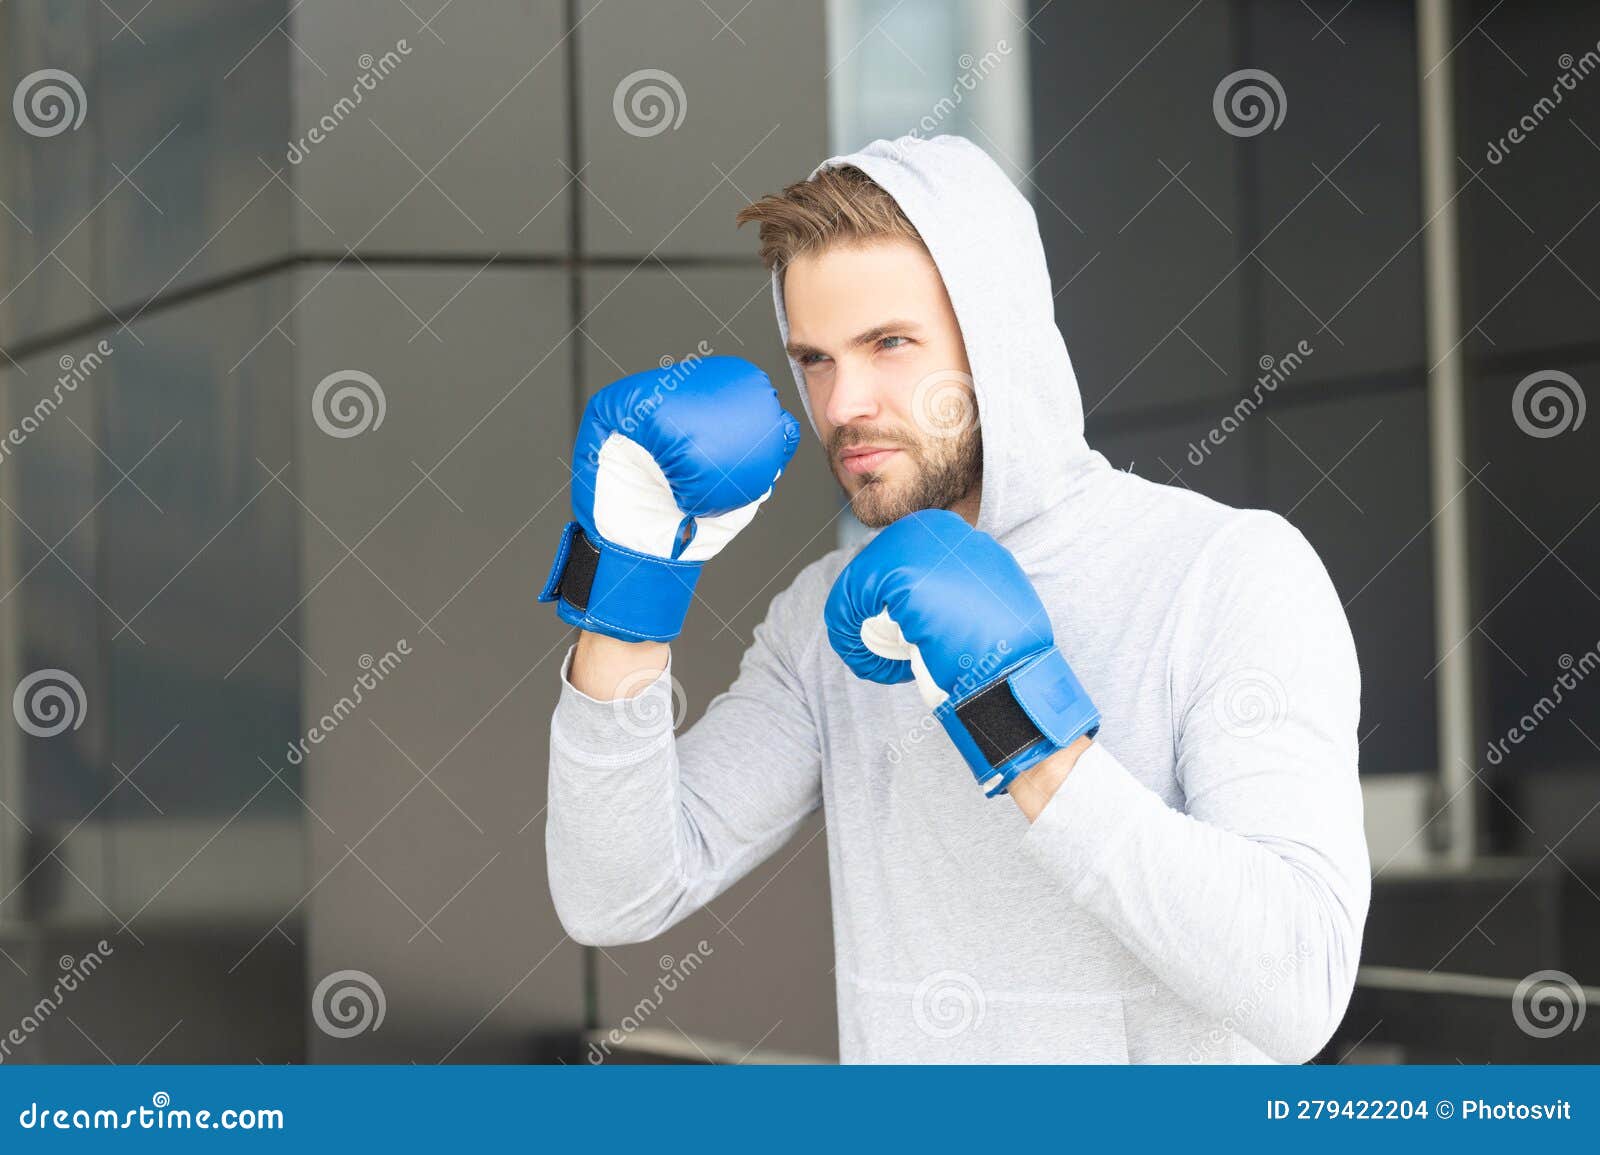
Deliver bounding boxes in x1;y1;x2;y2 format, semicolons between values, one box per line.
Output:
1008;736;1093;822
568;629;671;701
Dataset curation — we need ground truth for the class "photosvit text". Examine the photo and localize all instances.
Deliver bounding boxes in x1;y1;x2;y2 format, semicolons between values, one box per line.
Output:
1266;1098;1573;1121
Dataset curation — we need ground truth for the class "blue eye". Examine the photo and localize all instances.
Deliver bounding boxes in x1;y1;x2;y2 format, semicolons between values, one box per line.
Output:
797;352;828;367
879;336;909;350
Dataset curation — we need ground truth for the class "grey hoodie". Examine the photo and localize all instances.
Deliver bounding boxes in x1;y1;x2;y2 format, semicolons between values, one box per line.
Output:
546;134;1370;1064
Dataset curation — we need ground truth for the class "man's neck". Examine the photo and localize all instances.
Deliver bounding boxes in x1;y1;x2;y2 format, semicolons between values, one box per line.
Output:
948;487;981;527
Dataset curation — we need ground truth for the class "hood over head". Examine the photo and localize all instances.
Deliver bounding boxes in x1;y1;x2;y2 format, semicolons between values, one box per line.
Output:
768;133;1104;541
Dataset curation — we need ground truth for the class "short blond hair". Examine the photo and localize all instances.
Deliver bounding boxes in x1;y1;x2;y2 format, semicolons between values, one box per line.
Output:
735;164;923;273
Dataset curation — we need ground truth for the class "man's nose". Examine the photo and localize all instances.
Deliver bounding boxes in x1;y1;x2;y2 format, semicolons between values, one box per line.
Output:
824;363;879;427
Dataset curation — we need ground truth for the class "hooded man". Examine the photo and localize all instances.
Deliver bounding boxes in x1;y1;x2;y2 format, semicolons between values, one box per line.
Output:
540;134;1371;1064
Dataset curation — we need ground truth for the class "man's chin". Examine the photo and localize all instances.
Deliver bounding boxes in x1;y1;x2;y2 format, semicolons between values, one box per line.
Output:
832;430;983;528
844;476;917;529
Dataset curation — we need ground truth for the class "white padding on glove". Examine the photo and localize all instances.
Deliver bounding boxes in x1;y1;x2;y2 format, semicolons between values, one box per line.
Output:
859;608;947;709
592;433;775;563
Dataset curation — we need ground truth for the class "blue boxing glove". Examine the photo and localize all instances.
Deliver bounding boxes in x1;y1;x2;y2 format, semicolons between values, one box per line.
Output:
540;356;801;642
825;509;1100;796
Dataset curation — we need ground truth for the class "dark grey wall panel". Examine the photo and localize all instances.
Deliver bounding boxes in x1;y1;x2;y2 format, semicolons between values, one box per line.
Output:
102;275;300;835
0;336;107;843
0;4;106;345
292;1;571;255
1457;0;1600;361
0;930;302;1064
1246;0;1425;390
578;0;828;258
294;267;583;1062
1468;360;1600;778
1030;0;1243;420
1263;386;1436;777
1093;409;1255;513
1452;0;1600;860
0;285;306;1057
96;0;295;310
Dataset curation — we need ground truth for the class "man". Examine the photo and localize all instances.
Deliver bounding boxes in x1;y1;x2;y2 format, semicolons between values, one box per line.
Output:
541;134;1370;1063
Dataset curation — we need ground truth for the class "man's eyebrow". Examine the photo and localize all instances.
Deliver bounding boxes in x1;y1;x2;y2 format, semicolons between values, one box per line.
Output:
785;319;923;359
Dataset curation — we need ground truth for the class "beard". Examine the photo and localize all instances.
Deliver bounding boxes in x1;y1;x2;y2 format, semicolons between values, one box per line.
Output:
828;421;983;528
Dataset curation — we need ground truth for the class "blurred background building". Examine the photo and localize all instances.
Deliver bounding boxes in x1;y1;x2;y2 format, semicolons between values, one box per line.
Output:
0;0;1595;1064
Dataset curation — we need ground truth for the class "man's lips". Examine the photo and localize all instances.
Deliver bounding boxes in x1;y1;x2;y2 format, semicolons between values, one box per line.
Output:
838;446;902;475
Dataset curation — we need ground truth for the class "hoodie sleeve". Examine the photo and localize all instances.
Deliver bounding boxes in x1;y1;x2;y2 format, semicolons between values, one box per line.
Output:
545;569;825;947
1020;511;1370;1064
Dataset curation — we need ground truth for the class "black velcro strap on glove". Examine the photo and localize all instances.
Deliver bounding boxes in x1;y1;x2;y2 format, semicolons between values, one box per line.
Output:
554;527;601;612
953;678;1046;767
